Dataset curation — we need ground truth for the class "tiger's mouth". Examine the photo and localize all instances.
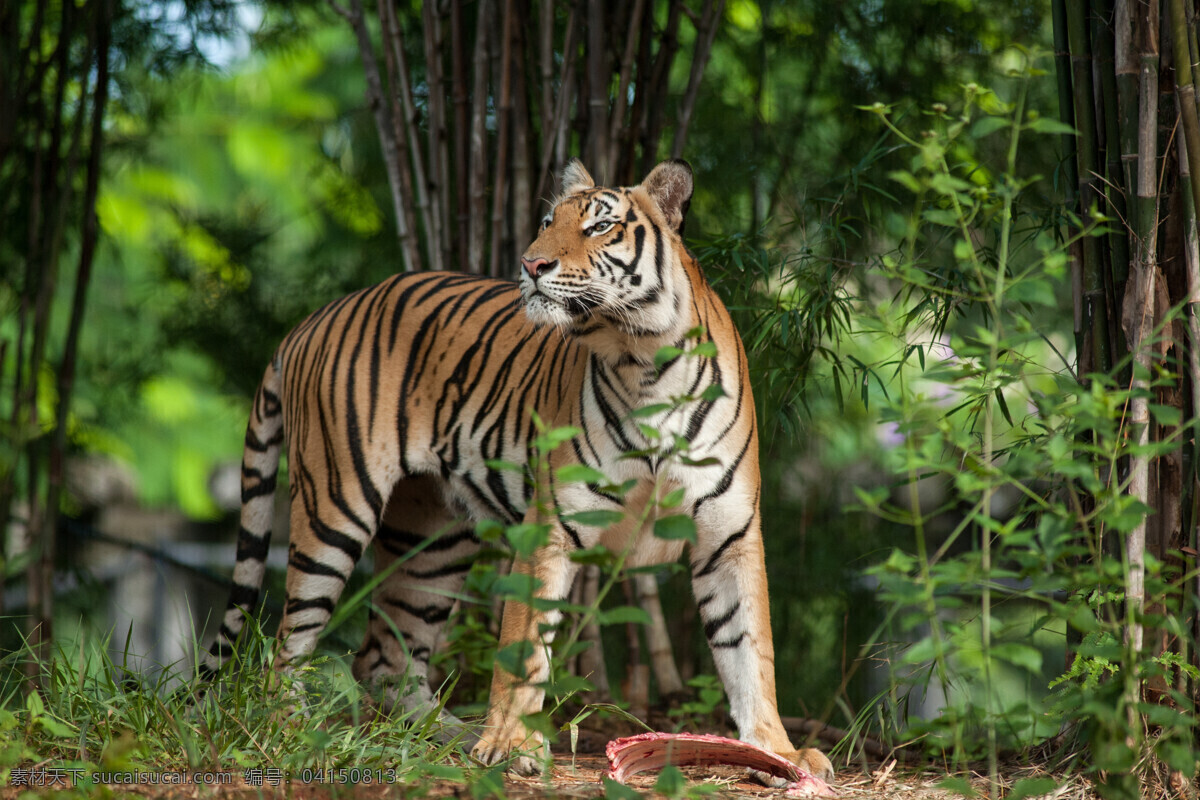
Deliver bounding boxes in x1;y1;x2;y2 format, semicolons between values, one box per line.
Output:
522;277;602;325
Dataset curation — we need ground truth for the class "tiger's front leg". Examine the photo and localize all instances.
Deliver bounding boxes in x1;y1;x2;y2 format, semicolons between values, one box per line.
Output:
690;484;835;784
472;530;580;775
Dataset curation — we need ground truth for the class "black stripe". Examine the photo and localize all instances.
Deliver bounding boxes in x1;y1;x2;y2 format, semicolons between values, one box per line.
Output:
311;516;365;563
226;582;260;609
289;549;348;580
286;597;336;615
693;432;753;516
711;632;746;649
693;515;753;578
559;518;585;549
234;526;270;561
405;559;473;579
244;426;282;452
702;603;739;640
384;597;453;624
377;525;480;557
240;469;277;502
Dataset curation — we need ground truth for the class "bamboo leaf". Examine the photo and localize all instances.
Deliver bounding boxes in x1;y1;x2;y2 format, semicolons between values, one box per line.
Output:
1025;117;1078;136
994;387;1014;426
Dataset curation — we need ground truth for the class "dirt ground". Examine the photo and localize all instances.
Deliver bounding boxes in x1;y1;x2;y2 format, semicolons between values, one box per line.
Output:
2;753;1099;800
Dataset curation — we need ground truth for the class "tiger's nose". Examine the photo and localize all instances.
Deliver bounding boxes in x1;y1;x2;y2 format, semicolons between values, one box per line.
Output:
521;256;554;278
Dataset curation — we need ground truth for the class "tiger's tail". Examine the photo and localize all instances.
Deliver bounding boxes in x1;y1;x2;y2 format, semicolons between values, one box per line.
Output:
201;360;284;677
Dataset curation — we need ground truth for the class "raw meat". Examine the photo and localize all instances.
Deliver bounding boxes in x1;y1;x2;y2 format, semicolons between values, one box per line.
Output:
605;732;835;797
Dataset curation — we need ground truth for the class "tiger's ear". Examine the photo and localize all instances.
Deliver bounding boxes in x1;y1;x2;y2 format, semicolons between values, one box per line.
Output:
561;160;595;195
641;160;693;236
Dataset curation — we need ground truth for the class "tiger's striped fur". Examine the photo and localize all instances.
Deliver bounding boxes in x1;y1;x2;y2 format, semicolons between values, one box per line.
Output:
204;161;832;783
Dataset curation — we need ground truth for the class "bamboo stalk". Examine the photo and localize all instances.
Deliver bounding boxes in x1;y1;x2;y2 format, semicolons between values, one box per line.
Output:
1053;0;1084;354
1094;0;1130;359
467;0;493;273
586;0;609;181
450;0;469;265
671;0;725;159
488;0;515;276
539;0;555;145
641;0;683;174
1170;0;1200;218
1066;0;1111;375
1123;1;1160;659
511;12;534;251
333;0;418;272
1169;0;1200;685
535;4;578;202
1115;0;1140;285
379;0;439;271
422;0;452;271
607;0;647;176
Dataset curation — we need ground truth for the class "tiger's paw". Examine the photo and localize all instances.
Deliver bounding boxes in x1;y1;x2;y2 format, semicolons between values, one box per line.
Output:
786;747;835;783
750;747;835;789
471;729;545;776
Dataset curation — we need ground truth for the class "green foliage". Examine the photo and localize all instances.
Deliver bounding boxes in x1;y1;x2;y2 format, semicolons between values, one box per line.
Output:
0;626;470;793
845;53;1199;795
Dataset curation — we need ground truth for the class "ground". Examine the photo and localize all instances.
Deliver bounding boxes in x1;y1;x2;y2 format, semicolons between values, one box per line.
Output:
1;754;1098;800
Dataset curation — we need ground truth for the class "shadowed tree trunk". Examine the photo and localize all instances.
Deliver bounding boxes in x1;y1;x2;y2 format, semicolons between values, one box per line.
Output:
0;0;114;675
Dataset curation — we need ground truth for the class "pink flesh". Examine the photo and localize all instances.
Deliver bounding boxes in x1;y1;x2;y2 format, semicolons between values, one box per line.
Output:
605;732;835;797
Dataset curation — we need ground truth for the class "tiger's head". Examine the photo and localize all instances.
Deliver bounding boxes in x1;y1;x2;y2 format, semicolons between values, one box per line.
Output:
519;160;696;352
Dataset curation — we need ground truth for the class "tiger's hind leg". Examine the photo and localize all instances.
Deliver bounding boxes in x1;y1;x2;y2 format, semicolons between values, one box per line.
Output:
352;476;481;745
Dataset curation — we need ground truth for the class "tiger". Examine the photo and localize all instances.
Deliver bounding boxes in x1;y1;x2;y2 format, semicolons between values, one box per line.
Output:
203;159;833;783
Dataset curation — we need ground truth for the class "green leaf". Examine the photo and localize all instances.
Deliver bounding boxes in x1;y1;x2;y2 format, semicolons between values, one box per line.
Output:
598;605;652;625
554;539;602;566
1149;403;1182;426
556;464;609;484
994;387;1013;426
678;455;720;468
654;346;684;370
1007;778;1060;800
991;642;1043;674
534;425;580;453
936;776;981;798
602;777;643;800
631;402;673;418
690;341;718;358
970;115;1010;138
638;423;662;440
659;487;686;509
506;523;550;557
564;509;625;528
1026;117;1078;136
485;458;524;473
654;765;686;798
475;518;505;542
493;572;540;599
653;514;697;543
495;640;534;679
700;383;726;401
887;170;922;192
